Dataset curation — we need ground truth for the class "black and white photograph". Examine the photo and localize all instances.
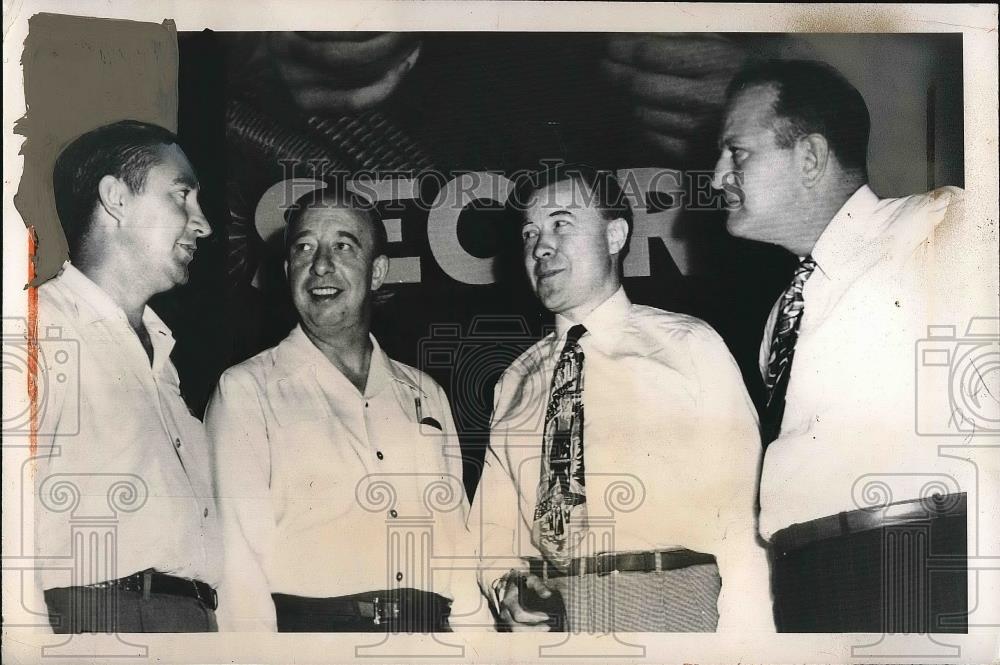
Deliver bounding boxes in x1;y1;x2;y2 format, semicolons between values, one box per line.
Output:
2;2;998;663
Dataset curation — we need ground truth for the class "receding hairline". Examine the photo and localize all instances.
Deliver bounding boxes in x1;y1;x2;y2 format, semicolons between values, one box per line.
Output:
292;201;375;232
721;82;803;150
286;191;384;255
521;174;625;222
724;82;782;127
150;143;199;186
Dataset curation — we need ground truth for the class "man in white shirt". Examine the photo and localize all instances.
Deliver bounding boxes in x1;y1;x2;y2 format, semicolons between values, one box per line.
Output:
206;186;485;631
714;59;994;631
36;120;220;632
471;164;772;632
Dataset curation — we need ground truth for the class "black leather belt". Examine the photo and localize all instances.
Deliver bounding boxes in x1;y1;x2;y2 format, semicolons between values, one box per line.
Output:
529;548;717;579
272;589;451;631
85;570;218;610
771;492;967;555
278;595;399;623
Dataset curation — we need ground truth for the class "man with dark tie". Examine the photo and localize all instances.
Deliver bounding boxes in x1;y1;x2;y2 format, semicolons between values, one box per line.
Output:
471;164;772;632
713;59;989;632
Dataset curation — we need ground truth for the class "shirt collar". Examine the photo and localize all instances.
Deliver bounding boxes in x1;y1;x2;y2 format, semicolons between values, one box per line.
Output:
275;324;423;398
56;262;175;361
56;262;129;326
809;184;881;281
554;286;631;354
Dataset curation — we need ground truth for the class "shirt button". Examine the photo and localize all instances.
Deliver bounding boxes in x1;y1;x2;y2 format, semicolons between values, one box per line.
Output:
365;402;369;408
203;508;209;518
389;509;398;518
175;438;182;449
376;451;384;460
396;572;403;582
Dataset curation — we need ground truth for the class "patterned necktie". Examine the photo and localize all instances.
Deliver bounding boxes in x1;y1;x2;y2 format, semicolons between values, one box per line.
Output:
533;324;588;571
761;256;817;445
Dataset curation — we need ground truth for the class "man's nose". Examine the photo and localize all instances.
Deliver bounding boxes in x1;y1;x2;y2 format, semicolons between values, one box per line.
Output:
311;246;336;276
188;201;212;238
532;231;556;260
710;153;729;191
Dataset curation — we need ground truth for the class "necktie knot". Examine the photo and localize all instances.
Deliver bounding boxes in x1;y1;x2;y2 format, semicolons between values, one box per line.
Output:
791;256;817;289
565;324;587;348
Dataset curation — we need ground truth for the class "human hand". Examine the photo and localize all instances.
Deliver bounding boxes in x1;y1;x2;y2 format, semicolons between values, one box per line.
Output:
265;32;422;114
495;571;556;632
600;33;750;165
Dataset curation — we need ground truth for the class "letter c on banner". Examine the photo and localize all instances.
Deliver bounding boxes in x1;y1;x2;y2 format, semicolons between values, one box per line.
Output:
427;173;514;285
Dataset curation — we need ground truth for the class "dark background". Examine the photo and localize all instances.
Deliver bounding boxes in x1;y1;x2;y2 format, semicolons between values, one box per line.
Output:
159;31;963;498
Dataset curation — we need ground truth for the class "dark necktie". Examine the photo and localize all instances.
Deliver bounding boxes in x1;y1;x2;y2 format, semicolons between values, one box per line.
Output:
533;324;588;570
761;256;817;446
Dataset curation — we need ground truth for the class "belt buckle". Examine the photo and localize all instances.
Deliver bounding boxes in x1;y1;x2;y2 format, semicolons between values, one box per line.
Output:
595;552;617;576
189;580;217;610
372;596;400;626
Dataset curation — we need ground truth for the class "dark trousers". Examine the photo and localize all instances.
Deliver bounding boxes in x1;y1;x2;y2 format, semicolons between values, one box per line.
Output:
272;588;451;632
771;508;967;632
44;586;218;633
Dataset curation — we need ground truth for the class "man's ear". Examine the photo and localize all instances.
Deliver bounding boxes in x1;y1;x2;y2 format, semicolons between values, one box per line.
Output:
798;133;830;188
606;217;629;256
96;174;130;224
370;254;389;291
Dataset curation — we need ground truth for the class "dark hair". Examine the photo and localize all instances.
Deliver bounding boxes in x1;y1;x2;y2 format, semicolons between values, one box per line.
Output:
508;162;634;237
52;119;179;254
284;184;386;258
726;59;870;175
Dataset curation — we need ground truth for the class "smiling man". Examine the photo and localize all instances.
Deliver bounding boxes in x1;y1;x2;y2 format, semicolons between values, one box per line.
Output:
470;164;772;633
205;186;484;631
35;120;219;632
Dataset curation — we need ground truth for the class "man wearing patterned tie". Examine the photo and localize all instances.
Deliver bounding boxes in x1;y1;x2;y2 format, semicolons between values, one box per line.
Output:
714;60;985;632
470;164;772;632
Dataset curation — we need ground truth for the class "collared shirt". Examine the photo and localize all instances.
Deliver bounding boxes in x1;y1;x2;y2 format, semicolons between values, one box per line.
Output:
472;288;773;632
34;264;221;592
206;325;481;631
758;185;993;538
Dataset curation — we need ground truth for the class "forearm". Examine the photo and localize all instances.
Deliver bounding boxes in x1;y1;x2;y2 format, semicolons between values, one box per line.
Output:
216;505;277;632
714;523;775;633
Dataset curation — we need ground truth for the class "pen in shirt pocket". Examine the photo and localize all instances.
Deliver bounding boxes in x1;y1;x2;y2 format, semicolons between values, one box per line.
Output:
415;396;444;431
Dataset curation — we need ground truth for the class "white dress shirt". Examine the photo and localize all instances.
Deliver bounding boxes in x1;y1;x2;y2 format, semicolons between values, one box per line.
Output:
34;264;221;593
206;325;484;631
471;287;773;632
758;185;996;538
